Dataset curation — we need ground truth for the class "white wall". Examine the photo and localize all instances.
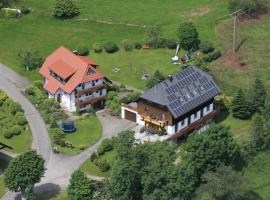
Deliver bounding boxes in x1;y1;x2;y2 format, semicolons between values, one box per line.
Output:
49;90;76;112
190;110;201;123
76;78;104;91
165;125;175;135
203;103;213;116
176;118;189;132
121;106;144;125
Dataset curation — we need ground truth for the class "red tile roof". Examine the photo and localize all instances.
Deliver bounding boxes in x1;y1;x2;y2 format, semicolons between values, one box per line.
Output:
39;46;104;95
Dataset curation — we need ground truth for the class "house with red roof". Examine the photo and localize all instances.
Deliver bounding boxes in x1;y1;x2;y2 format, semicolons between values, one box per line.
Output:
39;46;107;112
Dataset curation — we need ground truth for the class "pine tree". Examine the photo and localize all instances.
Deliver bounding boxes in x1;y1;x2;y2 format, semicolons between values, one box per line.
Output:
231;89;252;119
250;114;265;151
251;79;267;113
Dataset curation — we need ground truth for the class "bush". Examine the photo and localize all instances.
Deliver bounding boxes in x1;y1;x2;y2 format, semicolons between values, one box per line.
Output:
77;47;89;56
10;125;21;136
4;131;13;139
16;116;27;126
200;41;215;54
134;42;142;49
0;100;3;107
123;39;133;51
0;8;20;18
18;49;43;71
0;91;8;101
9;102;22;115
33;80;43;89
104;42;119;53
93;43;103;53
167;39;177;49
25;87;35;96
53;0;80;18
90;152;98;162
203;50;222;62
21;7;31;14
97;139;114;155
94;159;110;172
178;22;200;50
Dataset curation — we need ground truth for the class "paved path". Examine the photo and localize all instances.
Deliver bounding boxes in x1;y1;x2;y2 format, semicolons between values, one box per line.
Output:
0;63;135;199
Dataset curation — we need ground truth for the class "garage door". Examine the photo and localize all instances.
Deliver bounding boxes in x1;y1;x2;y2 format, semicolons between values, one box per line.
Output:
125;110;136;122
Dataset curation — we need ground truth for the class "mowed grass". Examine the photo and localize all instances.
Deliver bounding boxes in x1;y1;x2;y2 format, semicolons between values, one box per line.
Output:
56;116;102;155
80;149;117;177
0;176;6;199
0;0;228;86
243;150;270;199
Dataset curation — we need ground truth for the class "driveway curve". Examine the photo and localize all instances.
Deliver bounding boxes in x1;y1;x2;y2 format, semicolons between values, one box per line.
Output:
0;63;135;199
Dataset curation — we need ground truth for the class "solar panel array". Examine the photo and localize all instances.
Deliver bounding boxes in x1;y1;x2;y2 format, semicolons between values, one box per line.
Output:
164;66;220;118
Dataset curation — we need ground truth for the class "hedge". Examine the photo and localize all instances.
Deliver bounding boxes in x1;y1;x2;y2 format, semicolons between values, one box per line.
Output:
97;139;114;155
104;42;119;53
16;115;28;126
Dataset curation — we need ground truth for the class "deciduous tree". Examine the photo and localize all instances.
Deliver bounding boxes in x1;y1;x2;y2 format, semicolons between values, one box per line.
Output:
18;49;43;71
53;0;80;18
178;22;200;50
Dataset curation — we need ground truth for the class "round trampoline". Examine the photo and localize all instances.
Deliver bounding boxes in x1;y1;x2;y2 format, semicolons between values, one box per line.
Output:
62;120;76;133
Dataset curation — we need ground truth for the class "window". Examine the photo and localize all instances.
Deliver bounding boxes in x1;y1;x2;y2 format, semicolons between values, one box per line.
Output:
92;81;95;87
78;84;81;87
99;90;102;95
206;105;211;112
87;68;95;75
194;112;197;119
181;120;185;126
96;79;99;83
82;83;85;89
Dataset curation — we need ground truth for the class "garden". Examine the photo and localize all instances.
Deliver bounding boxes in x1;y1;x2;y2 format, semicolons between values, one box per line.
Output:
0;90;31;153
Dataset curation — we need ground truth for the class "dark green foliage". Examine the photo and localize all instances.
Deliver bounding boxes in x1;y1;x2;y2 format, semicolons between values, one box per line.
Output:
197;165;244;200
178;22;200;50
50;128;65;145
4;151;45;197
0;0;10;8
94;159;110;172
199;41;215;54
10;125;21;135
231;89;252;119
9;102;22;115
146;70;165;89
33;80;43;89
250;78;267;113
123;39;133;51
228;0;268;15
20;7;31;15
203;50;221;62
53;0;80;18
16;115;27;126
97;139;114;155
250;114;265;151
4;130;13;139
134;42;142;49
104;42;119;53
93;43;102;53
0;100;3;106
105;91;121;116
77;46;89;56
114;130;135;158
166;39;177;49
120;92;141;104
90;152;98;162
18;49;43;71
68;170;94;200
145;26;166;48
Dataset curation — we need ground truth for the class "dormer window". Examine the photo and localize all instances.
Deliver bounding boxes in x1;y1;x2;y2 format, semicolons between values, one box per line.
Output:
87;68;95;76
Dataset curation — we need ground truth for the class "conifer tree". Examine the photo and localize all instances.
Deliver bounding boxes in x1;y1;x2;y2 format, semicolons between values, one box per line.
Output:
251;79;267;113
231;89;251;119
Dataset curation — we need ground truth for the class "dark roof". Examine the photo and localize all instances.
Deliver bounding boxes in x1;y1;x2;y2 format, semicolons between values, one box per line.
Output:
140;66;220;118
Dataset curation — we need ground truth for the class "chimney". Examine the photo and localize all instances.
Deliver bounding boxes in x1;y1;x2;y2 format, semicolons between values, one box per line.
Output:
168;75;173;82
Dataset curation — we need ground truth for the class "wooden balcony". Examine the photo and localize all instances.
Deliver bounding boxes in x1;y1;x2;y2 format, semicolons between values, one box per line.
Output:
75;95;106;107
141;114;167;127
76;84;106;97
169;108;220;140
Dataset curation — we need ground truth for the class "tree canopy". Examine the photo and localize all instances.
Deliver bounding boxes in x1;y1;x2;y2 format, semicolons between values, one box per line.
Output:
68;170;94;200
231;89;252;119
146;70;166;89
53;0;80;18
4;150;45;198
178;22;200;50
18;49;43;71
251;78;267;113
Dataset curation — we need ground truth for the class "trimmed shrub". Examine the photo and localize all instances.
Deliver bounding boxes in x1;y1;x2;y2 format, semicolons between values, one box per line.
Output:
16;116;27;126
134;42;142;49
4;131;13;139
167;39;177;49
200;41;215;54
0;91;8;101
10;125;21;136
25;87;35;96
9;102;22;115
90;152;98;162
94;159;110;172
53;0;80;18
104;42;119;53
97;139;114;155
203;50;222;62
123;39;133;51
33;80;43;89
78;144;86;150
93;43;102;53
77;47;89;56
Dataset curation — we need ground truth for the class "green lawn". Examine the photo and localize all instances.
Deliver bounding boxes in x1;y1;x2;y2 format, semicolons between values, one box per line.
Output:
54;116;102;155
80;149;117;178
243;150;270;200
0;176;6;199
0;0;228;85
50;190;68;200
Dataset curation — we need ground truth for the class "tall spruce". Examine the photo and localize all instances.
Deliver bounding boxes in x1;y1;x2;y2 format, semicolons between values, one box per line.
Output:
231;89;252;119
251;79;267;113
250;114;265;151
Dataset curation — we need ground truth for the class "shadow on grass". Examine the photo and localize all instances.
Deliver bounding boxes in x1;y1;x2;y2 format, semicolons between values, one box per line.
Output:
236;37;249;52
240;190;263;200
34;183;61;200
214;110;230;124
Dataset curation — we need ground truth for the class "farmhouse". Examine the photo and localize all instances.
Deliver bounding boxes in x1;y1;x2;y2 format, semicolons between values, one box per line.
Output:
121;66;220;140
39;46;107;112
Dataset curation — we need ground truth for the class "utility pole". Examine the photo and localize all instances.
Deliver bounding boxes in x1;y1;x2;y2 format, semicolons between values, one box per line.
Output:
230;9;242;53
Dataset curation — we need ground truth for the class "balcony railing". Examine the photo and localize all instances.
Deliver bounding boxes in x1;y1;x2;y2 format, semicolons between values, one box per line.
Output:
76;84;106;97
75;95;106;107
141;114;167;127
169;107;220;140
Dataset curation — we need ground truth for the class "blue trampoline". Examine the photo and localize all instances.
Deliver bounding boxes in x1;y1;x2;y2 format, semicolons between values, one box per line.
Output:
62;120;76;133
